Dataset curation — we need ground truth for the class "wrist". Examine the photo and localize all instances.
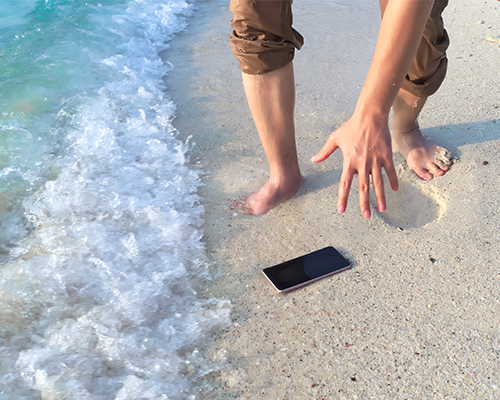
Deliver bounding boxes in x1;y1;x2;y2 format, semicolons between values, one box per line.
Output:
352;102;389;130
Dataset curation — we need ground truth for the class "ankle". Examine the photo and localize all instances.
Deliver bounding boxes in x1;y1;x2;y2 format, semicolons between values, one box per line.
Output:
270;161;301;180
392;91;427;134
392;119;419;136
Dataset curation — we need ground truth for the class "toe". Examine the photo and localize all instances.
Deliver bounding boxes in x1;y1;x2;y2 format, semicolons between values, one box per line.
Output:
427;162;444;177
413;164;434;181
230;199;253;214
230;200;241;209
435;159;449;172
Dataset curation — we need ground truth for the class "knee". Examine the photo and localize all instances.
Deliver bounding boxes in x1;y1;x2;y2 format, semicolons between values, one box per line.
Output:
229;0;303;75
402;1;450;97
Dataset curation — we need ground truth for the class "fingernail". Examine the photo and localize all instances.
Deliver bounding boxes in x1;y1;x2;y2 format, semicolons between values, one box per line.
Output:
311;155;318;162
363;210;371;218
378;203;386;212
338;205;345;213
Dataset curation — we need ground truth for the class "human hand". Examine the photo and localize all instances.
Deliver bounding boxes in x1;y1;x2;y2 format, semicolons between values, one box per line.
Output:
311;115;399;218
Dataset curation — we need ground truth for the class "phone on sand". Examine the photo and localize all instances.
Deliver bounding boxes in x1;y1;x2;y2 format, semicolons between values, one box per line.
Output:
262;246;351;293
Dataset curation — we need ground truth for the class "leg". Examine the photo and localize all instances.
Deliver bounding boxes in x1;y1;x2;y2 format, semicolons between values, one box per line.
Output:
234;62;303;215
229;0;304;214
391;88;450;180
380;0;452;180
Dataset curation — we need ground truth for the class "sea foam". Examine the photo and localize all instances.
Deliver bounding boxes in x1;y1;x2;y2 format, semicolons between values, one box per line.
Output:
0;1;229;398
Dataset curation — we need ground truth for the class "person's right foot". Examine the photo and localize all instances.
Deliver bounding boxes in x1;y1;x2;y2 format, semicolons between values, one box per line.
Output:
231;173;304;215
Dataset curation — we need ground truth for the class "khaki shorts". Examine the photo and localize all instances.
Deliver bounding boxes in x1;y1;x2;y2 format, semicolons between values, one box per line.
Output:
229;0;449;97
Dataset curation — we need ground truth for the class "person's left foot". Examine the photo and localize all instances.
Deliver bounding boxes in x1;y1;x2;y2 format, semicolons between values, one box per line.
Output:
393;124;451;181
392;89;452;180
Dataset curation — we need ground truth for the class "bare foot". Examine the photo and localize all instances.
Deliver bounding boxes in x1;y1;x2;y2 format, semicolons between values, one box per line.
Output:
231;174;304;215
234;63;303;215
392;89;452;181
393;125;451;181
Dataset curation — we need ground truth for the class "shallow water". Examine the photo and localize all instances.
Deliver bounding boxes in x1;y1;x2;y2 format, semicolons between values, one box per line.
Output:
0;1;229;398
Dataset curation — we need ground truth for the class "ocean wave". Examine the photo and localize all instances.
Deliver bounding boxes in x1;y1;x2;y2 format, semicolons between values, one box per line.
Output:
0;1;230;398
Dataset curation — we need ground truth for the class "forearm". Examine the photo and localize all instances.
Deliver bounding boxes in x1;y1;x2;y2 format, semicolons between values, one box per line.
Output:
354;0;434;121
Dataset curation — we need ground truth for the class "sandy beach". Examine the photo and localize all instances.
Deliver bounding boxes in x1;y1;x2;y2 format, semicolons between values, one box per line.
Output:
163;0;500;398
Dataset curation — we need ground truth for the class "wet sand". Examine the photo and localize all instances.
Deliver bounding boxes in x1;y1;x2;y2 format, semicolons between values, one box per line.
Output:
163;0;500;398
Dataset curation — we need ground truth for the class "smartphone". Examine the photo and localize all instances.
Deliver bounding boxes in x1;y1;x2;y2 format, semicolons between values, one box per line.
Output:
262;246;351;293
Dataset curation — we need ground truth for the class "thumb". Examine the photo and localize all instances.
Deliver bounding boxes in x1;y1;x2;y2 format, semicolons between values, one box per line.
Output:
311;135;339;163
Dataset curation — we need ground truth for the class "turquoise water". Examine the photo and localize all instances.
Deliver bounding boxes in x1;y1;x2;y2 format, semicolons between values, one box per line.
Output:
0;1;229;398
0;0;40;29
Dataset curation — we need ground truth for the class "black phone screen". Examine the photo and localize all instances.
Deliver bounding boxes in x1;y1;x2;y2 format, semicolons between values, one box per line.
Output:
262;246;351;292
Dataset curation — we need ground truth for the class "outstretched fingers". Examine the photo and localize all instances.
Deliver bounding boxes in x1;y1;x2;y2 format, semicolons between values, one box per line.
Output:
314;120;400;218
372;158;398;214
371;166;386;213
337;165;353;214
383;159;399;192
358;170;371;219
311;134;339;163
343;160;398;218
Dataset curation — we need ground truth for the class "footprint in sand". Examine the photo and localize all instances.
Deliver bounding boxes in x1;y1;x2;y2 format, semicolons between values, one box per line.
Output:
371;172;448;230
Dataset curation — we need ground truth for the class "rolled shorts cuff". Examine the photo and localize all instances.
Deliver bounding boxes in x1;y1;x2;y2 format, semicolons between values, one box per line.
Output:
402;0;450;98
229;32;298;74
229;0;304;75
402;57;448;98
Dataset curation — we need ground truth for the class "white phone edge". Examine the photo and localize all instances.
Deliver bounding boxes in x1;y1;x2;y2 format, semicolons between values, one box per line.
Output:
262;264;352;293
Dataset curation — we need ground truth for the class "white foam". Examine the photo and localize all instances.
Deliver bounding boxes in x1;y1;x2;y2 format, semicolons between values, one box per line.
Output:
0;1;230;398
